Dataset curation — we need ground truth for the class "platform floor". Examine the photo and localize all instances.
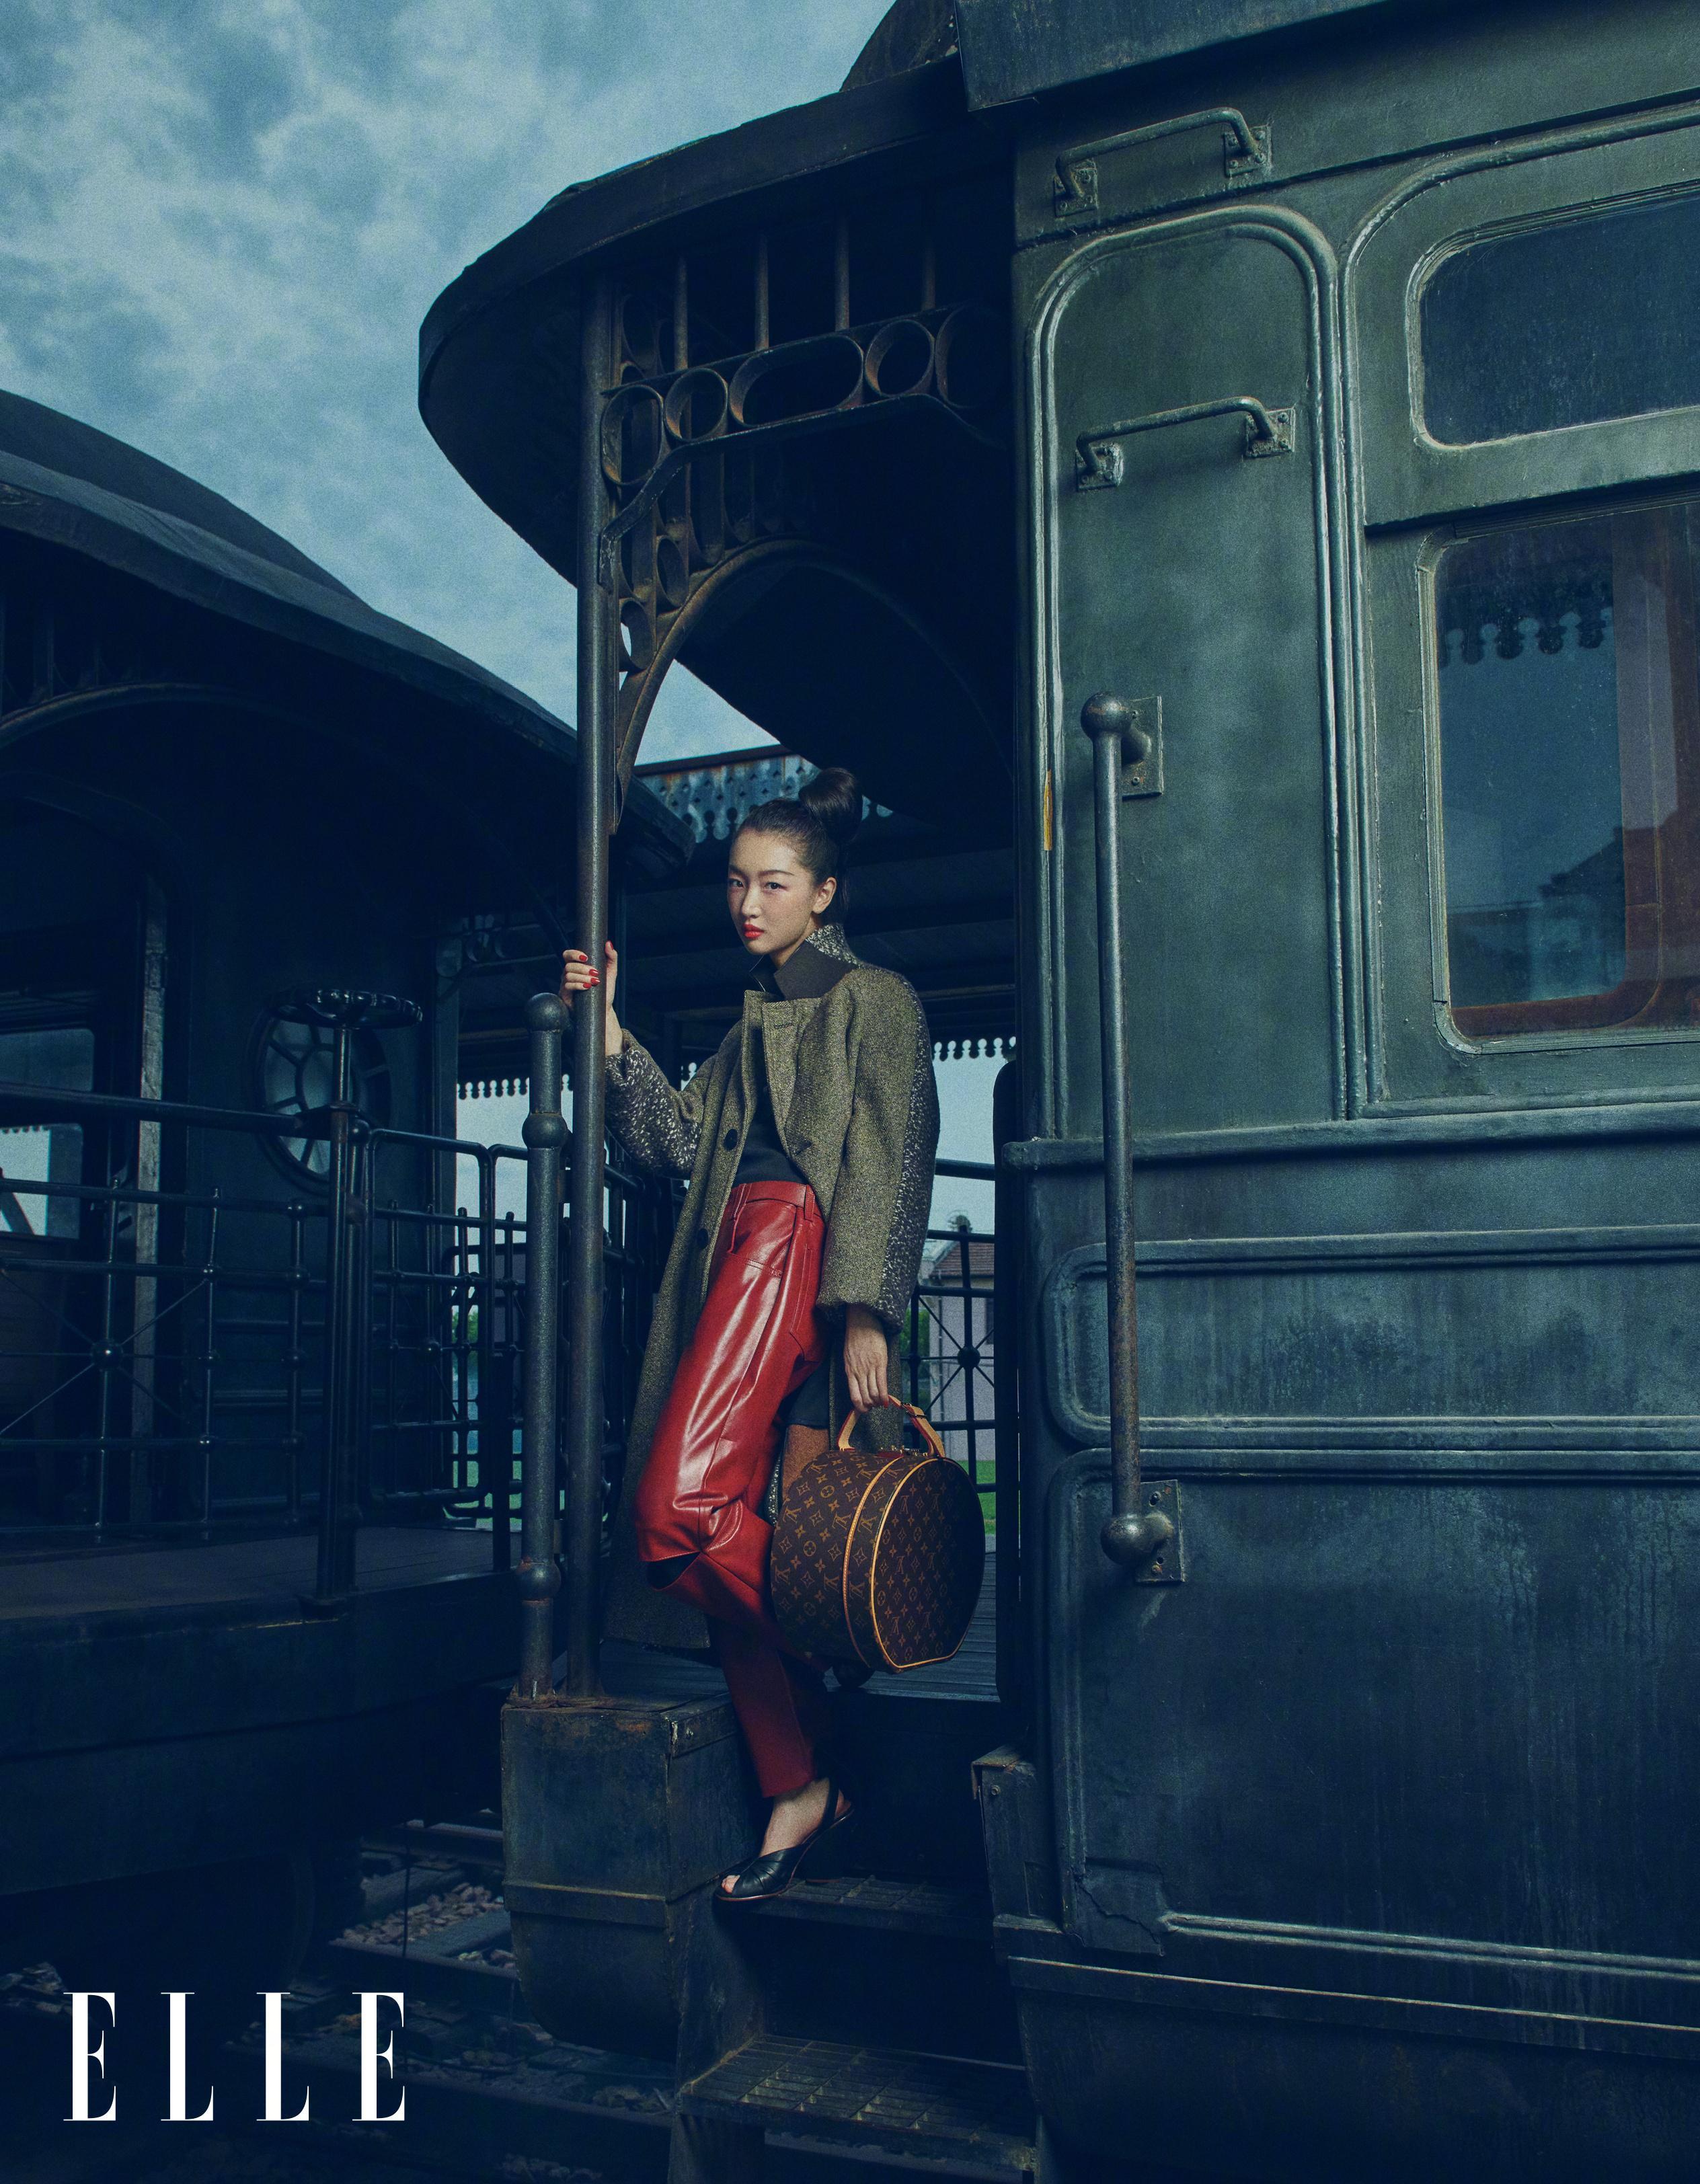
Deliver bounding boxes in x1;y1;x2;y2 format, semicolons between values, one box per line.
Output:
0;1524;496;1620
599;1550;1001;1705
0;1531;999;1700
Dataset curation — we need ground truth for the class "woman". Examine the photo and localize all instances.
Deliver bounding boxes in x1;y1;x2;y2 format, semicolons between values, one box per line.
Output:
559;767;939;1902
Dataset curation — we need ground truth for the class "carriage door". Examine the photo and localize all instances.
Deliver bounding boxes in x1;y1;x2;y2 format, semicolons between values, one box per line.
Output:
1026;208;1346;1953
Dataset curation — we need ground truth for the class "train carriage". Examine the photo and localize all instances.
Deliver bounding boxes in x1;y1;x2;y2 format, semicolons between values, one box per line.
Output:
420;2;1700;2176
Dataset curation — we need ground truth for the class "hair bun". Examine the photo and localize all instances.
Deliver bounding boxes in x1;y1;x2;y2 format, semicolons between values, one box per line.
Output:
798;765;862;851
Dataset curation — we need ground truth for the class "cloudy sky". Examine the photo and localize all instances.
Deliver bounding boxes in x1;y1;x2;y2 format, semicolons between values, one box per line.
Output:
0;0;894;757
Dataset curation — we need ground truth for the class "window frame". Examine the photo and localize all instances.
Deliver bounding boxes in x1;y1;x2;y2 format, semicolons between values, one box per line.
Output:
1350;108;1700;1112
1351;110;1700;530
1427;497;1700;1044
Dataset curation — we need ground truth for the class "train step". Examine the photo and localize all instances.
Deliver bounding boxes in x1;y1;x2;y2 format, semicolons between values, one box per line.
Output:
726;1869;1019;2060
677;2032;1038;2176
735;1871;991;1939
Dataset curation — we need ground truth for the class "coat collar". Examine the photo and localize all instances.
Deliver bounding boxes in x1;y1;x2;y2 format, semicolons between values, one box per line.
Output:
749;922;860;1002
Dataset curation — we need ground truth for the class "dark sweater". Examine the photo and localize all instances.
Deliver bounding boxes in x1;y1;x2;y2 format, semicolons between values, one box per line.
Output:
734;938;861;1424
734;1022;808;1186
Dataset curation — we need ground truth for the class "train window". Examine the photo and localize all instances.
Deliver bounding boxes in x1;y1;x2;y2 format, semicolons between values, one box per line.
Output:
1436;501;1700;1038
1420;194;1700;444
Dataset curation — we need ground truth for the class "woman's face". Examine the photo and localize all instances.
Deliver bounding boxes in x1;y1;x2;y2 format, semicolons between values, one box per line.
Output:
727;830;836;962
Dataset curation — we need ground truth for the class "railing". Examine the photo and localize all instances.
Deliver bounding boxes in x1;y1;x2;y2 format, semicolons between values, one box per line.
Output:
904;1158;998;1532
0;1085;519;1602
1;1073;1009;1660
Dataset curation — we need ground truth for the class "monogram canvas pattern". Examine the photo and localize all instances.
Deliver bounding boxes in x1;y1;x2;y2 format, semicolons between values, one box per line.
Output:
771;1447;984;1674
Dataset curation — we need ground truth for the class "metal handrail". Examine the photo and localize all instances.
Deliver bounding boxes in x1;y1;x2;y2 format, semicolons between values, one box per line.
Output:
1075;396;1294;490
1079;694;1173;1573
518;995;567;1699
1053;106;1272;217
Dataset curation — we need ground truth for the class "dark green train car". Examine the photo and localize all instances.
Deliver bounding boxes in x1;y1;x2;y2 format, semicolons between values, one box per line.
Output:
423;2;1700;2173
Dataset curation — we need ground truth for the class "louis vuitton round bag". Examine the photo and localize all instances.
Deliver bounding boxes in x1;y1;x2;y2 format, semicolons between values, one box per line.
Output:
767;1399;986;1674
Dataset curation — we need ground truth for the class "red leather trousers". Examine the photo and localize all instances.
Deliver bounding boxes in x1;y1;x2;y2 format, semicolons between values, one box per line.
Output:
633;1180;831;1798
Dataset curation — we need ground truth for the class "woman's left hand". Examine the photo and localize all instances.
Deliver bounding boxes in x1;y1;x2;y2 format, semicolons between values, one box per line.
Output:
843;1304;896;1415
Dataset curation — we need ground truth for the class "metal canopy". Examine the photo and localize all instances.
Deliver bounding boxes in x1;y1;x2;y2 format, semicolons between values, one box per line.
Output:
0;387;691;880
953;0;1406;108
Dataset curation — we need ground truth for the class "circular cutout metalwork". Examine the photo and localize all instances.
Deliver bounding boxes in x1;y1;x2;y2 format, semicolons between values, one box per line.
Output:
690;460;727;566
655;535;690;611
601;383;664;489
619;597;654;670
934;306;1005;414
618;291;663;375
730;334;865;429
864;317;935;399
723;453;757;543
619;513;655;598
663;366;730;444
249;1008;391;1183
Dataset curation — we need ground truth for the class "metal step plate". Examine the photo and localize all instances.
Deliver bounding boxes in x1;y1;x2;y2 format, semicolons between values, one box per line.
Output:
680;2033;1037;2171
744;1873;993;1940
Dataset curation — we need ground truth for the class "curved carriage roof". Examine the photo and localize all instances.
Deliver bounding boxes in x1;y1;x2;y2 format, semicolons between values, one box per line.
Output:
0;387;688;869
418;0;1410;586
418;58;984;594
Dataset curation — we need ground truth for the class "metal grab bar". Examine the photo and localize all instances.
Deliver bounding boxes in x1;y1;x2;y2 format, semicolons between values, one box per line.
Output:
518;992;567;1698
1075;396;1295;490
1080;693;1173;1574
1054;106;1272;217
563;271;613;1702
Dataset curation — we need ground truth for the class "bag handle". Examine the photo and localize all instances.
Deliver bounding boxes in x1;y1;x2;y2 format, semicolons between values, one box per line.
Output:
837;1399;948;1464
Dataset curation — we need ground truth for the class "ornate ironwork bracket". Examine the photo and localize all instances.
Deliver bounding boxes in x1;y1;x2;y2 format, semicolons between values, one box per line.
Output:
1075;397;1295;490
1054;107;1272;218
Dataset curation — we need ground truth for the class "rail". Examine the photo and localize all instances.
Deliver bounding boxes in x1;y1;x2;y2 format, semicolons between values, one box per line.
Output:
0;1077;677;1621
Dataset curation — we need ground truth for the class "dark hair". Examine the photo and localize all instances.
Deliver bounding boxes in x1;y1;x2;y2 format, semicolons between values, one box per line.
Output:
733;767;862;919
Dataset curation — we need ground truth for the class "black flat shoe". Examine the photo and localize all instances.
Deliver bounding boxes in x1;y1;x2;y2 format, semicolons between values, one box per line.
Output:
716;1777;854;1906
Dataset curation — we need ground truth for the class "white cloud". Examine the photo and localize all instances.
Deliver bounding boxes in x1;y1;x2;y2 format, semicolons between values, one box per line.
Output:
0;0;892;744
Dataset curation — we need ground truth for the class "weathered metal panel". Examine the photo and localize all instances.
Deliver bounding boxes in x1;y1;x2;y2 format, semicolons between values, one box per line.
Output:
957;0;1399;109
1032;208;1346;1136
1050;1446;1700;1965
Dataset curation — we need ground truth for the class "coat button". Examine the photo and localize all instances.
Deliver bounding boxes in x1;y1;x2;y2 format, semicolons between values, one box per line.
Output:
723;1128;738;1150
793;1138;810;1156
696;1226;709;1249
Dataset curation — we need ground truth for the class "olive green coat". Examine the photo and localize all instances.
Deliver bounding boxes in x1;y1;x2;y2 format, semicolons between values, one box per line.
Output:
599;925;939;1654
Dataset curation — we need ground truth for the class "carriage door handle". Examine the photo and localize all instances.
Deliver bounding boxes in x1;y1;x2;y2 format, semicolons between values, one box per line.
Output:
1075;395;1295;491
1081;694;1177;1577
1054;106;1272;218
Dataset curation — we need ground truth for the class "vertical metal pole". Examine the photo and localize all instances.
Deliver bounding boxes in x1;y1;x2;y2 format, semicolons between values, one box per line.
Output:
518;995;566;1696
130;877;167;1524
1080;695;1172;1572
285;1201;305;1523
315;1020;359;1602
94;1194;116;1537
834;212;851;329
991;1058;1023;1716
562;270;615;1699
671;254;689;371
198;1192;219;1536
477;1148;506;1573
